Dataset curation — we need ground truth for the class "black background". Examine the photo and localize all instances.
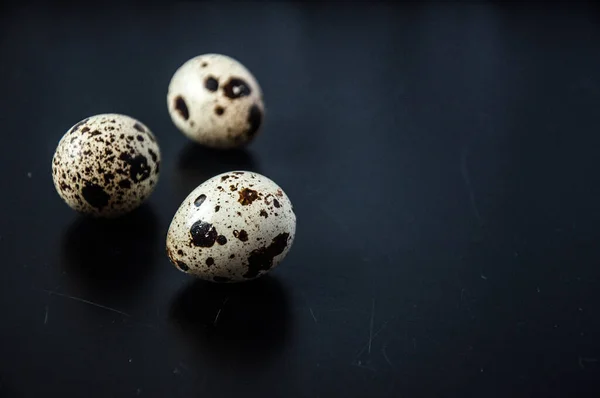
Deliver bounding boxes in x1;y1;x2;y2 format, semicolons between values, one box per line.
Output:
1;2;600;397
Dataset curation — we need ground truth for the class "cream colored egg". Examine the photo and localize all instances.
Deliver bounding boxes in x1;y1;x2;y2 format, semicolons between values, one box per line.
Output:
166;171;296;282
52;114;161;217
167;54;264;149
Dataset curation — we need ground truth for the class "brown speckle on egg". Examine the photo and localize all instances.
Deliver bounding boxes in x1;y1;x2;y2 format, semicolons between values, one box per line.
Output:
233;229;248;242
222;77;252;99
174;96;189;120
238;187;259;205
205;76;219;92
189;220;218;247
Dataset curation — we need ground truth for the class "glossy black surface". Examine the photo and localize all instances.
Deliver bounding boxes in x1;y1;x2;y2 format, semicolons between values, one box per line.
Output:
1;3;600;397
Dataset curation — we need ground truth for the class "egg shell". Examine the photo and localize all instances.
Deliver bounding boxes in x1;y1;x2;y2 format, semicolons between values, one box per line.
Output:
167;54;264;149
52;113;161;217
166;171;296;282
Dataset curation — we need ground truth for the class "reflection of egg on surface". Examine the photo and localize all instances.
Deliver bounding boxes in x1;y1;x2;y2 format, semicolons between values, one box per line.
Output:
166;171;296;282
52;114;161;217
167;54;264;149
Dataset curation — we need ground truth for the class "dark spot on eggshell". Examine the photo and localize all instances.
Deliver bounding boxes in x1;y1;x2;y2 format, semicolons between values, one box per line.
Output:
245;104;262;139
222;77;251;99
174;96;189;120
176;261;190;272
201;62;208;67
190;220;218;247
230;185;237;192
216;235;227;245
238;187;259;205
81;127;90;133
177;249;184;256
229;254;235;259
233;230;248;242
214;205;221;212
136;135;144;142
69;118;89;134
119;153;151;183
194;194;206;207
244;233;290;279
215;106;225;116
206;257;215;266
103;173;115;185
260;209;268;218
273;199;281;208
148;149;158;162
213;276;231;283
205;76;219;92
81;182;110;210
133;123;145;132
220;175;230;182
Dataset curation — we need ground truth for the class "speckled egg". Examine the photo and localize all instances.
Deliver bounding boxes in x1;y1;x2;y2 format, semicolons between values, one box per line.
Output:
166;171;296;282
167;54;264;149
52;114;161;217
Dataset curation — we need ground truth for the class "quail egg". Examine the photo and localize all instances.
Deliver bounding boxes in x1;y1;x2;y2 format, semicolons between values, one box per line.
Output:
166;171;296;282
167;54;264;149
52;114;161;217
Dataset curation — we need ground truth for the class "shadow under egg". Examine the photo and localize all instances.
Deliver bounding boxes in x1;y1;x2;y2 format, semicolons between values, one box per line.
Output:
168;276;291;367
59;204;159;297
174;142;261;196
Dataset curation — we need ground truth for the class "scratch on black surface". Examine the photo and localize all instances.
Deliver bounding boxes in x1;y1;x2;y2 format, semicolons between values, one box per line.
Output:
44;305;49;325
382;343;393;367
460;146;483;225
353;313;392;365
309;307;318;324
213;297;229;326
42;289;130;317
